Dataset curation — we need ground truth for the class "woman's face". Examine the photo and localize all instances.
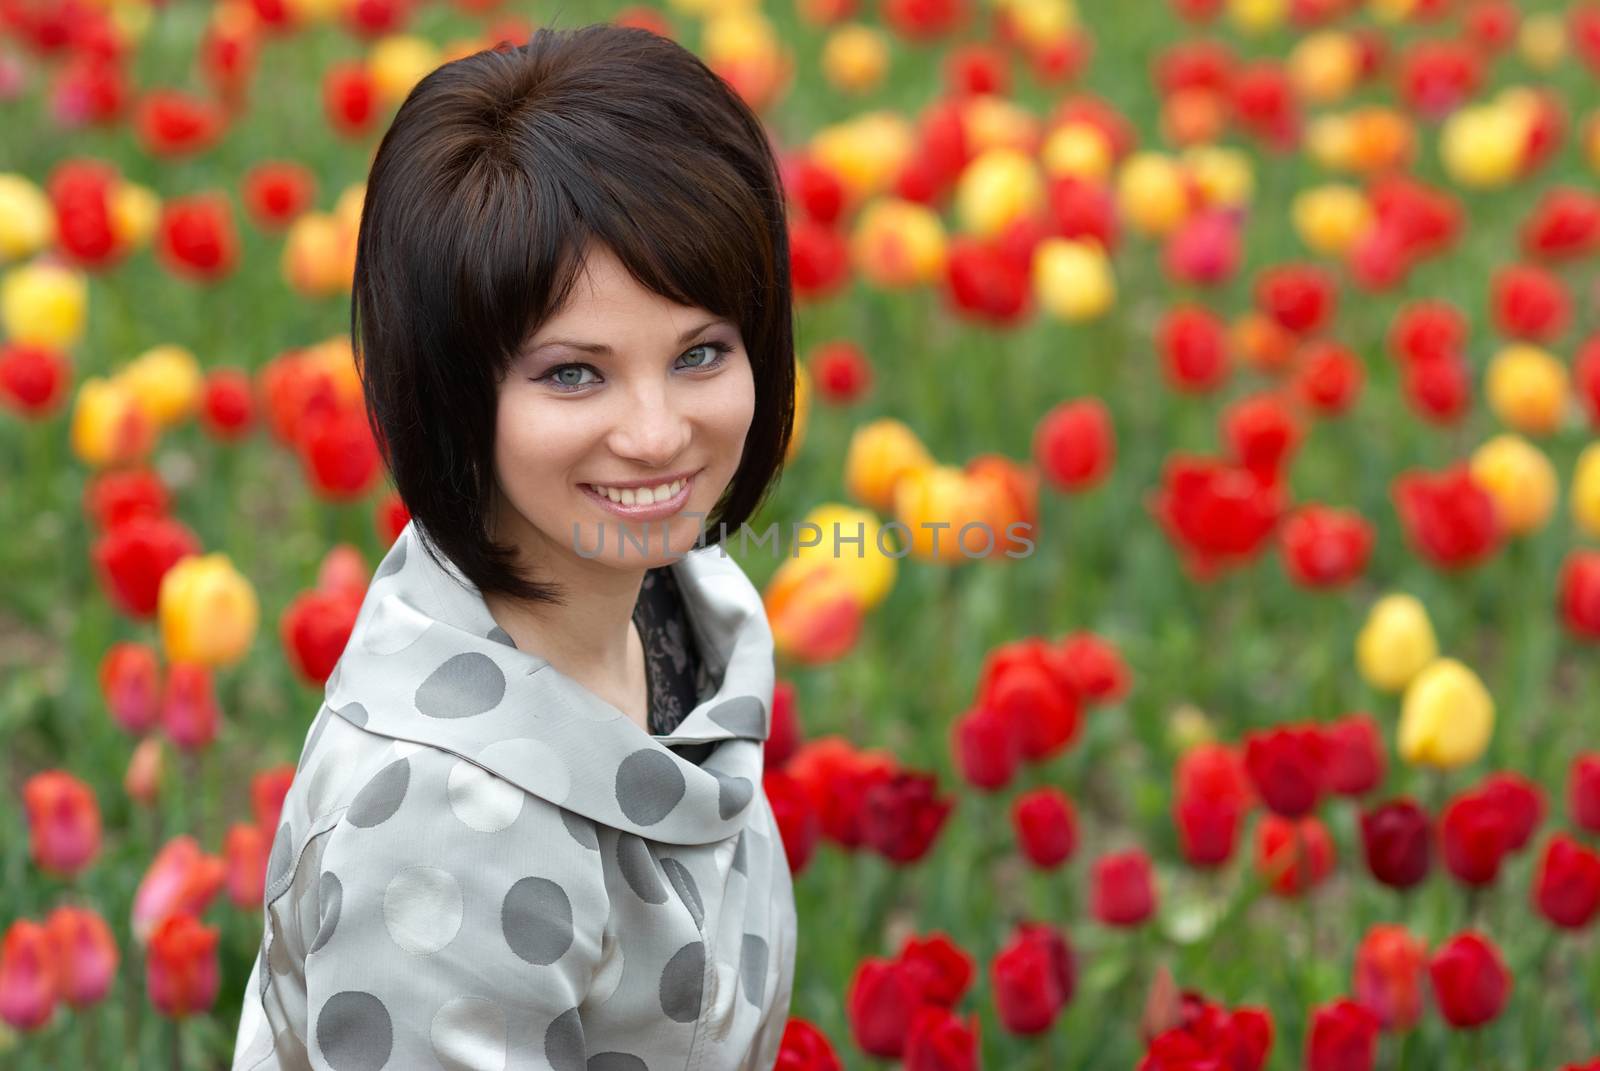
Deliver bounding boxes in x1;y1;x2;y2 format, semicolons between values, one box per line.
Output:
492;241;756;574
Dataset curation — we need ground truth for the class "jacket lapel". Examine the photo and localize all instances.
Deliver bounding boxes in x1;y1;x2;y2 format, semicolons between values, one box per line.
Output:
323;521;775;846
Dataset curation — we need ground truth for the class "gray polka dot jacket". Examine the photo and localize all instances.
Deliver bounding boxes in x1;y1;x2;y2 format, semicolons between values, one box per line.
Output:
230;521;799;1070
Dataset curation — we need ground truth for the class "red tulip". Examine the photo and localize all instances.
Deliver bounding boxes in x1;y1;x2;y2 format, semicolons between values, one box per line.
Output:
223;822;269;909
1254;814;1334;896
1477;771;1544;851
1157;304;1230;394
1294;339;1363;416
785;153;848;226
91;513;202;618
131;835;228;945
323;61;378;137
1401;351;1472;424
1055;631;1130;705
860;770;954;864
99;640;163;734
763;768;820;875
133;89;224;157
944;236;1031;326
1572;753;1600;834
280;585;362;685
157;192;239;281
240;160;316;231
0;341;71;416
1034;398;1115;492
1353;924;1427;1031
1428;931;1510;1029
990;921;1073;1035
1149;453;1285;578
1360;799;1433;890
0;919;58;1031
1520;186;1600;261
881;0;968;40
1491;262;1571;343
809;340;872;404
765;679;801;770
1306;998;1379;1071
145;913;219;1019
1255;263;1336;336
786;736;896;849
1230;61;1300;150
1441;788;1513;887
1392;464;1501;570
845;956;927;1058
1575;335;1600;427
1389;300;1468;364
974;637;1081;761
904;1004;978;1071
790;219;850;302
1321;712;1384;797
1163;208;1241;287
1279;504;1373;589
774;1017;843;1069
895;932;974;1008
22;769;102;878
1222;392;1301;479
161;662;221;753
1464;0;1519;54
1396;38;1481;118
1012;787;1077;868
1174;790;1244;868
1560;551;1600;640
42;904;117;1008
297;404;383;500
1533;833;1600;929
1091;849;1157;926
1244;724;1325;818
950;703;1021;791
199;368;256;440
83;466;170;529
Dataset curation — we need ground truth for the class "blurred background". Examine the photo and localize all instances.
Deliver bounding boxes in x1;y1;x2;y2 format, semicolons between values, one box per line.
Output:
4;0;1600;1067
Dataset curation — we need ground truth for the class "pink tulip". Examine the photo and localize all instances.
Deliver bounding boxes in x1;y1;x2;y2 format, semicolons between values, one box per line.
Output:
132;836;227;945
43;904;118;1008
0;919;58;1031
23;769;102;878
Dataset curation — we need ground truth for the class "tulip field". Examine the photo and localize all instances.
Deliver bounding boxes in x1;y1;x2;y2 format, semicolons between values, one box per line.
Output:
9;0;1600;1067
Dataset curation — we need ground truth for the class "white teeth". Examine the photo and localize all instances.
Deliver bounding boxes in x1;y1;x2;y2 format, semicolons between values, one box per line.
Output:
589;478;685;506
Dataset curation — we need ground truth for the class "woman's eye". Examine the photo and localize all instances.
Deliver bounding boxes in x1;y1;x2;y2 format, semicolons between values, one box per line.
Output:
680;341;732;370
545;364;598;390
538;343;730;392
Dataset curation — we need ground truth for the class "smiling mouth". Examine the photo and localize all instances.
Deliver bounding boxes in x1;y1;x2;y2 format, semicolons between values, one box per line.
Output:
578;471;700;517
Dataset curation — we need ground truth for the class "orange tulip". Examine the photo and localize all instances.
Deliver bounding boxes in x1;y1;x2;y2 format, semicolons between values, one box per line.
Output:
145;913;220;1019
22;770;102;879
764;558;864;664
124;735;166;807
131;836;227;946
223;822;269;909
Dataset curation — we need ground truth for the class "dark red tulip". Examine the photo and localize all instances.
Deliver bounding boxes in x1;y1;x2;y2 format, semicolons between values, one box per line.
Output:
1360;799;1432;890
990;921;1073;1035
1572;753;1600;834
1244;725;1325;818
860;770;954;864
1011;787;1077;869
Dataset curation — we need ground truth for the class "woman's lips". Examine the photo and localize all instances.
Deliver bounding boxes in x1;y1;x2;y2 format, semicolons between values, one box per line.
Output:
579;472;696;521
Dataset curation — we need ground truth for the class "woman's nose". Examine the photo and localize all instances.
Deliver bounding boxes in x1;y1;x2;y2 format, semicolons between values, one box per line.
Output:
607;382;692;466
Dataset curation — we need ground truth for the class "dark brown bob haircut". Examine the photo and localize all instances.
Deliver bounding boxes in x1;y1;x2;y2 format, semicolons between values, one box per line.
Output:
351;22;795;605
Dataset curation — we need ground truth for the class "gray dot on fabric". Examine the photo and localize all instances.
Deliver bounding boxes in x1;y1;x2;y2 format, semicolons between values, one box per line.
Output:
616;834;667;905
374;539;406;579
316;990;393;1071
740;934;769;1005
501;877;574;965
659;941;705;1023
588;1054;648;1071
487;626;516;648
336;700;368;728
346;758;410;828
713;772;754;820
706;695;764;736
661;858;704;931
310;871;343;954
265;821;293;890
731;831;747;876
561;809;599;851
415;652;507;719
544;1007;585;1071
615;750;685;825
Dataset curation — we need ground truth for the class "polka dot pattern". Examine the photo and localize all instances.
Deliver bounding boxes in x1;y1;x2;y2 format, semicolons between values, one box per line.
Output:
309;871;342;954
346;758;409;828
615;750;685;825
661;857;704;931
383;866;464;954
616;834;667;905
316;990;392;1071
415;652;507;719
545;1007;585;1071
659;940;705;1022
447;757;524;833
501;876;574;965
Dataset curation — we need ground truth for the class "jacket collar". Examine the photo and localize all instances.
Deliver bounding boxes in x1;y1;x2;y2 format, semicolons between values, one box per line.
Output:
323;520;775;846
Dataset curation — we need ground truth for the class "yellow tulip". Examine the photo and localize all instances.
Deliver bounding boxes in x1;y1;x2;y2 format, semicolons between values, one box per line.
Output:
1181;145;1254;209
892;464;1008;564
116;344;202;430
955;148;1045;238
109;182;160;250
785;361;810;463
1;260;88;348
1032;237;1114;322
0;175;55;261
1116;152;1189;236
1485;343;1569;435
70;376;158;468
1356;593;1437;693
159;553;260;668
809;112;916;203
1307;114;1358;172
368;34;441;104
1469;433;1558;536
1040;120;1112;181
282;213;352;297
849;197;947;289
1292;184;1372;255
1228;0;1285;34
791;503;897;609
1519;13;1567;72
1571;442;1600;539
844;418;933;513
1369;0;1416;21
703;8;780;69
960;94;1042;157
1289;31;1361;105
334;183;365;227
820;24;888;94
997;0;1076;48
1398;658;1494;770
1440;102;1529;190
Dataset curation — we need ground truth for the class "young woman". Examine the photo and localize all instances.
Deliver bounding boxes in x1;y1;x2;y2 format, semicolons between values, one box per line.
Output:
232;22;798;1070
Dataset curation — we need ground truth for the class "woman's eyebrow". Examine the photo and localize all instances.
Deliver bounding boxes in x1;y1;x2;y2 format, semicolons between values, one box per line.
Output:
530;317;733;355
